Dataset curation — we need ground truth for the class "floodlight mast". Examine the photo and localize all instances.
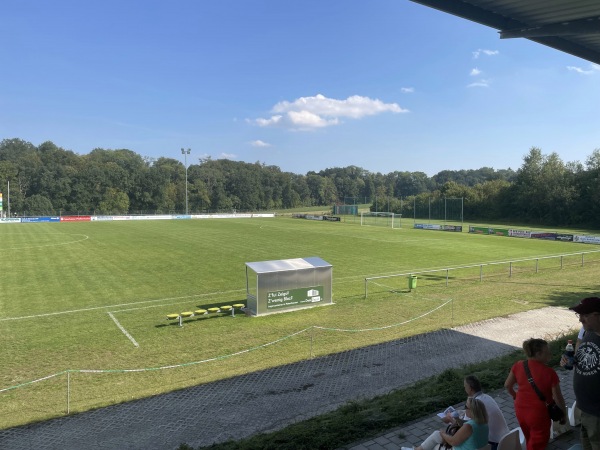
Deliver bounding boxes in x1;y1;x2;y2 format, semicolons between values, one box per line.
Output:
181;148;191;214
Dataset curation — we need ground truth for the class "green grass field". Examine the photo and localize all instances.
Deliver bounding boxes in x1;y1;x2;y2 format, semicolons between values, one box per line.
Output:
1;217;599;429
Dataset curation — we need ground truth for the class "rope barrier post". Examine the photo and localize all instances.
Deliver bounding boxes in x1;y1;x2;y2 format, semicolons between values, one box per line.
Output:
310;327;314;359
67;370;70;414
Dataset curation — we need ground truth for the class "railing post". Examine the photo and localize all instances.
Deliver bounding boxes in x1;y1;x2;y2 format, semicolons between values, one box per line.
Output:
510;262;512;277
67;371;70;414
480;265;483;282
536;259;539;273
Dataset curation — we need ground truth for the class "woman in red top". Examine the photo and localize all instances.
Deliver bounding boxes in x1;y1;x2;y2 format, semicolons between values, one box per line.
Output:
504;338;567;450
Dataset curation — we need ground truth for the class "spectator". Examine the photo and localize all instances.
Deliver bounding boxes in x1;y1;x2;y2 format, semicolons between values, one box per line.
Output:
401;397;489;450
566;297;600;450
463;375;509;450
504;338;567;450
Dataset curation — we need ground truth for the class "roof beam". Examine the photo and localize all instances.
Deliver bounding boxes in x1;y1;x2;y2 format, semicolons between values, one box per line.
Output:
410;0;521;30
410;0;600;65
501;16;600;39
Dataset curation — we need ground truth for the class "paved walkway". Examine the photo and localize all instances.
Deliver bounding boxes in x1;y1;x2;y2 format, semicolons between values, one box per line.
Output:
0;307;581;450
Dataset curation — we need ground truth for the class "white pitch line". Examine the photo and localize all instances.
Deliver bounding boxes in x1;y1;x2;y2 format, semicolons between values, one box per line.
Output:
4;233;90;250
107;312;139;347
0;289;246;322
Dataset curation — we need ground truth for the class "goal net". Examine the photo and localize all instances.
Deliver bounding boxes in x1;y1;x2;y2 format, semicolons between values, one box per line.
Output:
360;212;401;229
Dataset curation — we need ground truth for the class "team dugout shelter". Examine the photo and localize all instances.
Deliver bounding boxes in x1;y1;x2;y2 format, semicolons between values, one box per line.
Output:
245;257;333;316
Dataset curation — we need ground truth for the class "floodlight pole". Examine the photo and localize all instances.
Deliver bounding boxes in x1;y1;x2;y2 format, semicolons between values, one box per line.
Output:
181;148;191;214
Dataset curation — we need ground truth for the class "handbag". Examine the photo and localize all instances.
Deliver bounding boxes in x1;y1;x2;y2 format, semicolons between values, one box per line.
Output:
438;420;463;449
522;360;565;422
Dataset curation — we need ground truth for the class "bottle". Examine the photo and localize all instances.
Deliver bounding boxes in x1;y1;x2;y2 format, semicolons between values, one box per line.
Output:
564;339;575;370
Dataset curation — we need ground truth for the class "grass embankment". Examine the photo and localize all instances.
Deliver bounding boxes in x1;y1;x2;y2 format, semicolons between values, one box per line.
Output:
184;335;576;450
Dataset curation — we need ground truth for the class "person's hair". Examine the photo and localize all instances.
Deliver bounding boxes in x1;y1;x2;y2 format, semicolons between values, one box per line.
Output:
468;398;488;424
464;375;482;393
523;338;548;358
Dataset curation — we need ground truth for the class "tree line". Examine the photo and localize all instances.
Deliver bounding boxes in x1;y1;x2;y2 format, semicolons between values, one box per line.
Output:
0;138;598;227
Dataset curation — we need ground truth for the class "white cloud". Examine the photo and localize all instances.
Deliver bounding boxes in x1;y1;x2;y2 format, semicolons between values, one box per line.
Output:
470;68;482;76
249;140;271;147
401;87;414;93
472;49;499;59
220;153;236;160
467;79;490;88
250;94;407;130
254;115;283;127
567;63;600;75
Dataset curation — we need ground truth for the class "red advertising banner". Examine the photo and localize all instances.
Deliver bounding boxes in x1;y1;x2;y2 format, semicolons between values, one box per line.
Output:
60;216;92;222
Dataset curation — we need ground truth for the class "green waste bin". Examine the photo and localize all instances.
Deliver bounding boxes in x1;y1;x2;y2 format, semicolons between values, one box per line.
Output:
408;275;418;290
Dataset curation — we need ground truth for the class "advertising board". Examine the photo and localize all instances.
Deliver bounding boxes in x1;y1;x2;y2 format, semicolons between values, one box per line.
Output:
267;286;324;310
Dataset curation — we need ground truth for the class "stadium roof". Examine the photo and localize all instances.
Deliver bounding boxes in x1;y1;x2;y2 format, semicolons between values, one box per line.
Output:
410;0;600;65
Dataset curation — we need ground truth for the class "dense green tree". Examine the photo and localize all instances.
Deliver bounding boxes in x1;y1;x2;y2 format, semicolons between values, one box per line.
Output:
98;188;130;214
23;194;54;215
511;148;578;224
1;137;599;226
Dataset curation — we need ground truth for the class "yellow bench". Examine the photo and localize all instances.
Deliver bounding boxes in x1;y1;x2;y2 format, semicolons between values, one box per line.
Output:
231;304;246;317
166;311;198;327
166;304;246;326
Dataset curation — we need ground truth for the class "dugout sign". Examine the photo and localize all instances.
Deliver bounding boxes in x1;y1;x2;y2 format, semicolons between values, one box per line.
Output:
267;286;324;310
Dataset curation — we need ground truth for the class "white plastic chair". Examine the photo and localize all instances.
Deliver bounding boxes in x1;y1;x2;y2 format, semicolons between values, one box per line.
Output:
568;400;581;427
515;427;526;450
497;428;520;450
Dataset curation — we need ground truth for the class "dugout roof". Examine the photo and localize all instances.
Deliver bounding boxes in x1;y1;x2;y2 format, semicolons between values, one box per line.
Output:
410;0;600;65
246;257;332;274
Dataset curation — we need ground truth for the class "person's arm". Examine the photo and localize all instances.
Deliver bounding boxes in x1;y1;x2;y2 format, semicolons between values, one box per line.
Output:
504;371;517;400
441;412;455;424
552;383;567;425
440;422;473;447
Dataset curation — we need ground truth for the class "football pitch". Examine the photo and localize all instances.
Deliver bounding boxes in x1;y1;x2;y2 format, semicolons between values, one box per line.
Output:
1;217;598;428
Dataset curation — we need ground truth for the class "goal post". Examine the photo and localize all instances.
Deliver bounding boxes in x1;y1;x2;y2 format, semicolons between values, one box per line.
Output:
360;212;401;229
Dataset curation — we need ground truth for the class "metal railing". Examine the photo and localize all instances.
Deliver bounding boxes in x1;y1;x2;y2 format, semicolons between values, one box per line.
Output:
364;249;600;298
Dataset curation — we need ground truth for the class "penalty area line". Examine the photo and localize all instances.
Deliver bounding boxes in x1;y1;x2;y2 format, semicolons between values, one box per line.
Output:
107;312;139;348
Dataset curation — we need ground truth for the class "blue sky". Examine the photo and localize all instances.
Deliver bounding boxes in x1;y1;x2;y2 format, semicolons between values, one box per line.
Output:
2;0;599;176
